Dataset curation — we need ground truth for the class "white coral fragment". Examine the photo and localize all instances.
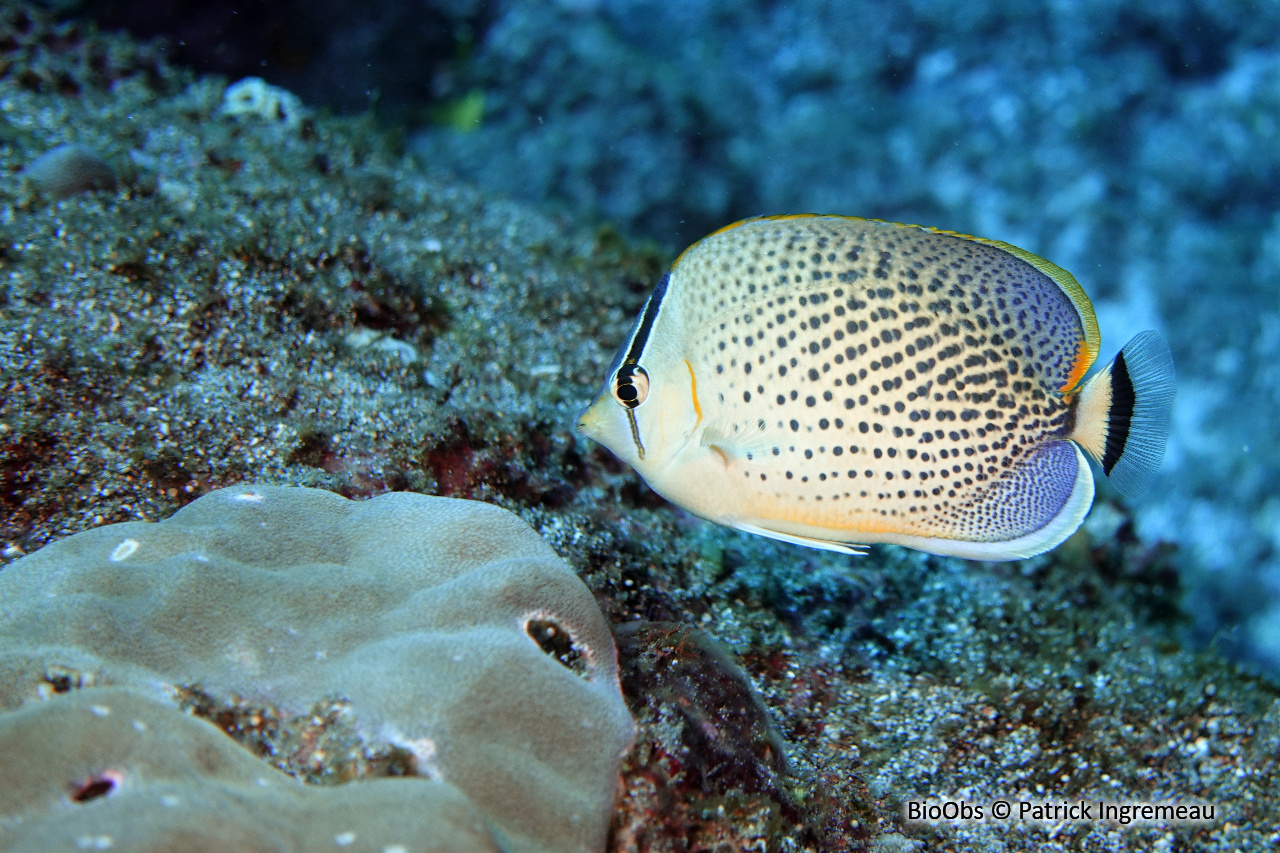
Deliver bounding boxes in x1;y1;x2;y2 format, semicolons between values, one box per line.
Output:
109;539;139;562
220;77;305;130
343;328;418;364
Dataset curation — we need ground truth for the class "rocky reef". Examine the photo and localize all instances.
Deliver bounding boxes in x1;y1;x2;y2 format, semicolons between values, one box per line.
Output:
62;0;1280;677
0;6;1277;852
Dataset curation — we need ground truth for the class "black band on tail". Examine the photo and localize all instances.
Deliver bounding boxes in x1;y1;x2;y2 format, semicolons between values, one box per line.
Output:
1101;331;1174;498
1101;350;1134;475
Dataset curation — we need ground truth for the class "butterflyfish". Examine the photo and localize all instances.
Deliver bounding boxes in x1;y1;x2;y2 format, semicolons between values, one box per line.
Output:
576;215;1174;560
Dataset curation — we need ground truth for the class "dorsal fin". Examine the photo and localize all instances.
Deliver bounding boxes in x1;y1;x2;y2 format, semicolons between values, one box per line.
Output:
912;224;1100;393
681;214;1102;393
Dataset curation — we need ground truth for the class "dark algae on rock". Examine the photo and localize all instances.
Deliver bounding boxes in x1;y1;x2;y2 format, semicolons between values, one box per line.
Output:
0;4;1277;852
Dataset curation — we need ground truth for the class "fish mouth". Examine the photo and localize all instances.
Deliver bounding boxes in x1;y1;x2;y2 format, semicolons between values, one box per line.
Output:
574;397;603;437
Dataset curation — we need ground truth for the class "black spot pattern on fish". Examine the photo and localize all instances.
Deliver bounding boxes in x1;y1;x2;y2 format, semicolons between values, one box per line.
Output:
681;217;1085;541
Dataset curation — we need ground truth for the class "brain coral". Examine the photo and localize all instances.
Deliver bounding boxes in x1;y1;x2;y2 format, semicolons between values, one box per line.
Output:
0;485;635;853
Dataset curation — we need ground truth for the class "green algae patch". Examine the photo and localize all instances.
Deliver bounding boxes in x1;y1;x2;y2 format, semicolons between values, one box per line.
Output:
434;89;487;132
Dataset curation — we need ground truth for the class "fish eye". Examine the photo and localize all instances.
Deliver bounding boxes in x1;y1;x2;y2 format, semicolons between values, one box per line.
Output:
611;364;650;409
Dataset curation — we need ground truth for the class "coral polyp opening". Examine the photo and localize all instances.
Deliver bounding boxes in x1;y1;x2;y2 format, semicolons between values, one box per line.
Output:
525;616;588;676
71;771;122;803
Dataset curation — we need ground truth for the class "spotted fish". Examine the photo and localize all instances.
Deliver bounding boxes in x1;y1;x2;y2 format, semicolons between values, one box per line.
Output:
576;215;1175;560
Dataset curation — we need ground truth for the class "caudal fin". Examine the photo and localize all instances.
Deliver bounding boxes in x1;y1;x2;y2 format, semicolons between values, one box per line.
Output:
1070;330;1175;498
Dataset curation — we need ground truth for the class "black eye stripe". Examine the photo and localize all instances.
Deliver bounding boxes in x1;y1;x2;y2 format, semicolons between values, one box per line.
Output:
623;272;670;366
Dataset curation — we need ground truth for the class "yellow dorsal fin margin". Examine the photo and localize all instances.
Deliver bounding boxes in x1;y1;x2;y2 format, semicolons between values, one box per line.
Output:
674;214;1101;395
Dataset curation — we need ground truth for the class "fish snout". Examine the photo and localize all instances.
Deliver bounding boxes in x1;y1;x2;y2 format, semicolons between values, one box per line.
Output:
575;398;604;437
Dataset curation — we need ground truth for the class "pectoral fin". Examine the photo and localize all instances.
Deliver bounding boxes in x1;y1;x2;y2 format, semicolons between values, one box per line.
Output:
700;420;785;467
